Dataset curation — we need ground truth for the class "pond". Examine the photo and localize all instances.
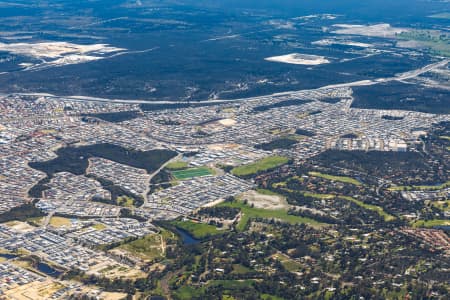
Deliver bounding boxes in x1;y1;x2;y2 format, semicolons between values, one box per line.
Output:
175;228;200;245
0;253;18;259
37;262;62;277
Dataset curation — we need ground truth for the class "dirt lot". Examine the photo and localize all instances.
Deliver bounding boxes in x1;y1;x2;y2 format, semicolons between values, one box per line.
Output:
240;190;289;210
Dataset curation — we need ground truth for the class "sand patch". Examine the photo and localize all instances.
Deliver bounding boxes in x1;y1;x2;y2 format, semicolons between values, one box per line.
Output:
241;190;289;210
4;279;63;300
4;221;36;233
207;143;240;151
0;41;124;59
312;39;373;48
332;23;408;38
99;292;128;300
0;41;126;70
265;53;330;65
218;118;237;127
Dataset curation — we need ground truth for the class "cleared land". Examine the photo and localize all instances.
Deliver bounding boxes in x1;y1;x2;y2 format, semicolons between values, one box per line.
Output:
172;220;222;239
171;167;213;180
265;53;330;65
3;280;64;300
332;23;407;38
308;171;362;186
4;221;36;232
397;30;450;57
219;200;324;231
231;156;289;177
49;217;72;227
241;189;288;210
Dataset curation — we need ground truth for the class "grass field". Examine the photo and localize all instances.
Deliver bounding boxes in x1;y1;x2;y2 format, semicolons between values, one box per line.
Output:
272;253;303;272
232;264;252;274
174;280;255;300
439;136;450;152
27;216;44;226
171;167;213;180
308;171;362;186
339;196;396;222
118;234;164;261
256;188;282;196
174;286;204;300
172;220;222;239
302;191;335;200
388;181;450;191
49;217;72;227
165;160;189;170
231;156;289;177
411;219;450;228
219;200;324;231
430;200;450;212
92;223;107;230
117;195;134;207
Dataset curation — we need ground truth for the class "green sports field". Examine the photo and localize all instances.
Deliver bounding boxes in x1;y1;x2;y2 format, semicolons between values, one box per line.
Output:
231;156;289;177
171;167;213;180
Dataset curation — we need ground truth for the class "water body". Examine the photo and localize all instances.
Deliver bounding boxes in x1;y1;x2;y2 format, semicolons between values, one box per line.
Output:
175;228;200;245
37;262;62;278
0;253;18;259
0;254;63;277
